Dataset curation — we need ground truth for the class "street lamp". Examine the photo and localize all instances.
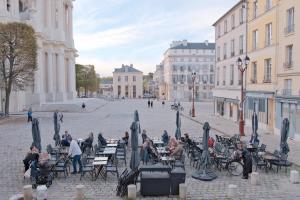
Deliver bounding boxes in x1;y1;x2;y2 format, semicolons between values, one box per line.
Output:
237;56;250;136
191;72;197;117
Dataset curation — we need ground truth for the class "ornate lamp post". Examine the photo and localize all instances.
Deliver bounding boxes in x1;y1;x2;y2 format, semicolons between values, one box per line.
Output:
191;72;196;117
237;56;250;136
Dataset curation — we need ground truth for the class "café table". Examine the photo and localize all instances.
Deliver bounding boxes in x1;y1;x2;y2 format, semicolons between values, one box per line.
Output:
153;139;164;147
161;156;175;166
107;139;119;144
107;143;118;147
92;157;108;180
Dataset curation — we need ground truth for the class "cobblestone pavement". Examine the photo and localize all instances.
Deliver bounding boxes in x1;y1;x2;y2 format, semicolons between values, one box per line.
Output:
0;99;300;199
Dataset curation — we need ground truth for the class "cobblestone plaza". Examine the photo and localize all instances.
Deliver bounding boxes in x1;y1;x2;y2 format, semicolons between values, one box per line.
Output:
0;99;300;199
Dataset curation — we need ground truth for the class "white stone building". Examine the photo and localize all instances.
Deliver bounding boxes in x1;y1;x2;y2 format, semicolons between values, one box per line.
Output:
153;63;165;100
0;0;77;112
156;40;215;102
100;79;113;98
212;0;247;122
113;64;143;99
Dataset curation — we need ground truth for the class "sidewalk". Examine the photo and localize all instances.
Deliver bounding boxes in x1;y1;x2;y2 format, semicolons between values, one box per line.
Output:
181;109;300;166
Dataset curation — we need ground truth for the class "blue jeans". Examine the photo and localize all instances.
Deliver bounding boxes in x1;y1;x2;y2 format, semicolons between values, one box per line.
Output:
72;155;82;173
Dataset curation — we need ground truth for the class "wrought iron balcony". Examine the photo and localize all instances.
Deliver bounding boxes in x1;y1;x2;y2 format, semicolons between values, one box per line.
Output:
263;78;271;83
283;61;293;69
285;24;295;35
282;89;292;96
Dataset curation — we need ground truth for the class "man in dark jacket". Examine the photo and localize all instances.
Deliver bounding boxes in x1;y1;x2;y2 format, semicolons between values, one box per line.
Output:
242;148;252;179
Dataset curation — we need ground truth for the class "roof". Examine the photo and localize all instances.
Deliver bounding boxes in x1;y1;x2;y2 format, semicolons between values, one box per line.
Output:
100;79;113;85
170;42;215;50
113;65;142;73
212;0;244;26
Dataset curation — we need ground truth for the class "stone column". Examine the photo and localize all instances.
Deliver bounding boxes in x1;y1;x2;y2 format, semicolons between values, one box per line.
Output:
68;56;76;99
47;47;54;101
68;4;74;46
56;49;66;101
34;44;45;103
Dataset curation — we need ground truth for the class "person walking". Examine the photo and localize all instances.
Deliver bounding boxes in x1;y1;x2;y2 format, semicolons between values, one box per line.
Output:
82;102;86;110
68;139;83;174
150;101;153;108
147;99;150;108
27;107;32;122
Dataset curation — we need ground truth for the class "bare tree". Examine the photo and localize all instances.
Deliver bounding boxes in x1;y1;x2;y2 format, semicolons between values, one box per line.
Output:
0;22;37;115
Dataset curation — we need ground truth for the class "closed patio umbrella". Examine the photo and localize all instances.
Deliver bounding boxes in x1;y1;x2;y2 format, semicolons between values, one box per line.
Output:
32;118;41;152
192;122;217;181
280;118;290;155
175;111;181;140
130;110;141;170
250;112;259;146
53;112;61;146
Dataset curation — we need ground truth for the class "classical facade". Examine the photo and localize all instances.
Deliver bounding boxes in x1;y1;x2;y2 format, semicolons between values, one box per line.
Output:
157;40;215;102
100;79;113;98
213;0;247;122
0;0;77;112
113;64;143;99
153;63;165;100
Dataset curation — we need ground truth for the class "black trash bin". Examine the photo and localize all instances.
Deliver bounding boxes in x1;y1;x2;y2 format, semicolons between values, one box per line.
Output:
170;167;186;195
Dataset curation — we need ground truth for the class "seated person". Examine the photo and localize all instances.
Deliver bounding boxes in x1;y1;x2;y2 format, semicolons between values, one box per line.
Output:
161;130;169;145
98;133;107;147
148;140;160;160
183;133;193;146
122;131;129;146
61;130;72;147
208;136;215;148
81;132;94;153
167;137;178;153
170;141;184;158
23;146;39;172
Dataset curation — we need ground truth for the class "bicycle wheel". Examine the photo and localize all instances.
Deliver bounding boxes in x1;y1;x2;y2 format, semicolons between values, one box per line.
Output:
228;161;243;176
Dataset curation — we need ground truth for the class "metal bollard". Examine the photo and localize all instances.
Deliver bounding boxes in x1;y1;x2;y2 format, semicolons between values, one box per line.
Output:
75;185;85;200
127;184;136;200
179;183;187;200
290;170;299;184
250;172;260;185
23;185;33;200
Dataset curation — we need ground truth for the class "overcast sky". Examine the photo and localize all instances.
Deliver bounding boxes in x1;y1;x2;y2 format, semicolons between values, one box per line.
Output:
73;0;237;77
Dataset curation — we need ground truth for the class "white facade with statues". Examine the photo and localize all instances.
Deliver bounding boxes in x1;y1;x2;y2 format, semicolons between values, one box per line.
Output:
0;0;77;112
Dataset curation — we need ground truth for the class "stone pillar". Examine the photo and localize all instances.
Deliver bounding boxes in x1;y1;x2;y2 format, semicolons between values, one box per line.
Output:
23;185;33;200
56;49;66;101
127;184;136;199
68;56;76;99
75;185;84;200
179;183;187;199
47;47;54;101
250;172;260;185
34;45;45;104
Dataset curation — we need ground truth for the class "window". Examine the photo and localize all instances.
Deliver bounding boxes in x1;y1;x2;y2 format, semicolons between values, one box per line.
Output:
223;66;226;85
239;35;244;54
125;76;128;82
230;65;234;85
253;0;258;19
285;45;293;68
217;67;220;86
217;25;221;37
230;39;235;57
265;23;272;46
118;85;121;96
55;8;59;29
173;65;177;71
231;14;235;29
210;74;214;84
224;20;228;33
264;59;272;83
7;0;10;11
283;79;292;95
133;76;136;82
125;85;128;97
217;46;220;61
286;7;295;34
266;0;272;11
253;30;258;50
223;43;227;59
251;62;257;83
238;70;242;85
118;76;121;82
133;85;136;98
239;8;244;24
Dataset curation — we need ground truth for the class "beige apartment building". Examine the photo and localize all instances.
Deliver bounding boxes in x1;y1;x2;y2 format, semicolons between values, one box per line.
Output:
213;0;247;122
113;64;143;99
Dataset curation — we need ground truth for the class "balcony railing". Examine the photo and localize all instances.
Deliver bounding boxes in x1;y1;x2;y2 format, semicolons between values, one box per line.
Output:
283;61;293;69
285;24;295;35
263;78;271;83
282;89;292;96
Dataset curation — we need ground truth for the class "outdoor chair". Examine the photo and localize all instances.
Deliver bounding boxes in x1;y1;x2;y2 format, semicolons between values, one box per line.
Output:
52;158;68;178
46;144;59;161
80;157;94;180
253;153;268;172
270;153;292;173
258;144;267;152
105;160;119;179
189;149;200;168
116;146;126;166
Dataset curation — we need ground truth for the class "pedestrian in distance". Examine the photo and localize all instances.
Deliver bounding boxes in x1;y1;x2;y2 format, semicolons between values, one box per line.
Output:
148;99;150;108
82;102;86;110
27;107;33;122
150;101;153;108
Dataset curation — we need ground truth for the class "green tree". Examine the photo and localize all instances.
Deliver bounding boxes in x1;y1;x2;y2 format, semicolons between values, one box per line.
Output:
75;64;100;97
0;22;37;115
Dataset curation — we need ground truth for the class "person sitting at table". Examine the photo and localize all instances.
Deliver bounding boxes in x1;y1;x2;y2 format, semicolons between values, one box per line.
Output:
68;139;83;174
23;145;39;172
141;129;148;143
168;137;178;153
81;132;94;153
183;133;193;146
148;140;160;162
61;130;72;147
161;130;169;145
170;141;184;158
122;131;129;146
98;132;107;147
